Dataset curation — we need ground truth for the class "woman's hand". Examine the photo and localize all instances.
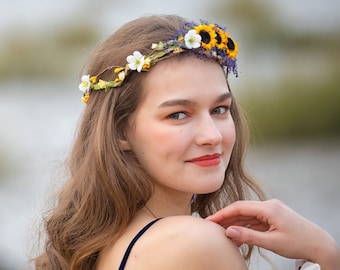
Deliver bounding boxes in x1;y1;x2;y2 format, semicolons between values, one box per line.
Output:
206;199;340;270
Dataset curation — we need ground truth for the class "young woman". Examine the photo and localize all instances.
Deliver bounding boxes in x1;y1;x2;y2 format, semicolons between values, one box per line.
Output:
33;14;339;270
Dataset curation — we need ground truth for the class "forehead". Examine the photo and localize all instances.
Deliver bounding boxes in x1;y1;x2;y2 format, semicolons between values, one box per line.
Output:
142;56;229;102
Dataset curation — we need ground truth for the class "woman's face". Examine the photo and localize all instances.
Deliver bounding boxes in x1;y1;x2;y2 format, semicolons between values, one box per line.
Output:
125;57;236;199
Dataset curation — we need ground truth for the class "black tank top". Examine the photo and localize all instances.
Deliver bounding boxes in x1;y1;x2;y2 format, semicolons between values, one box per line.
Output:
118;218;161;270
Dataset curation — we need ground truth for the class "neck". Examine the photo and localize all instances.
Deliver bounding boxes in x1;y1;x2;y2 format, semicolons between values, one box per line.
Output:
145;192;192;218
144;205;158;218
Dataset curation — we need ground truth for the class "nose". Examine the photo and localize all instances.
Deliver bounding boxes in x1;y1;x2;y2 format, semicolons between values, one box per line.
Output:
195;115;223;146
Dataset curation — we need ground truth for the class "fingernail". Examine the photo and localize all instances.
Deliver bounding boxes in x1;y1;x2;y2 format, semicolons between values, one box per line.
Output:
226;228;240;238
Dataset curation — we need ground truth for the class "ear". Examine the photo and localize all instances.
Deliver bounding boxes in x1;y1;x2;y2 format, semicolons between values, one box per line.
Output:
118;138;131;151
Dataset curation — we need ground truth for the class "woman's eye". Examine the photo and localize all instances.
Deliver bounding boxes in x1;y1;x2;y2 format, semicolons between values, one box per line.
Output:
168;112;187;120
211;106;229;115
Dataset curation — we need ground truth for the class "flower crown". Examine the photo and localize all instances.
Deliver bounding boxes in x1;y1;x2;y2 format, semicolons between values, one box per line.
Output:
79;21;238;103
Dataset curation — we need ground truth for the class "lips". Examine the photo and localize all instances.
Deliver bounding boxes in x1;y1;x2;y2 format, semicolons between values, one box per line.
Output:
186;153;221;167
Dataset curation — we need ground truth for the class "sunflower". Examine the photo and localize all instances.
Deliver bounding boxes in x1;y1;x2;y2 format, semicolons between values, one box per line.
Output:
194;23;217;50
226;37;238;59
214;27;229;51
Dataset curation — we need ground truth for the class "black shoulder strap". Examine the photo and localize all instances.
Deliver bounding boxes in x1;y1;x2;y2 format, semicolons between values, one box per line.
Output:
118;218;161;270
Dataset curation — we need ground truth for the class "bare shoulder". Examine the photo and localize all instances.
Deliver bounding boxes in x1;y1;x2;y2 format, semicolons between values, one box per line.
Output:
128;215;247;270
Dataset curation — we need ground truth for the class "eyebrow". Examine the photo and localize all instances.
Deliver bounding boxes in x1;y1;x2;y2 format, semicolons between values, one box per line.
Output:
158;92;232;108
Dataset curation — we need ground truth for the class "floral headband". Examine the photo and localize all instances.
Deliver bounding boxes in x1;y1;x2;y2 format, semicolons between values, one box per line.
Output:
79;20;238;103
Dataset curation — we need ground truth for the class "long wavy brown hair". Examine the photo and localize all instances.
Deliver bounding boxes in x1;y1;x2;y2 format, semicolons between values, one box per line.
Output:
33;14;266;270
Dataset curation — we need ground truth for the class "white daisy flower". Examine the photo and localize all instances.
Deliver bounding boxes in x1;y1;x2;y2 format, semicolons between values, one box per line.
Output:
79;75;91;93
126;51;145;72
184;29;201;49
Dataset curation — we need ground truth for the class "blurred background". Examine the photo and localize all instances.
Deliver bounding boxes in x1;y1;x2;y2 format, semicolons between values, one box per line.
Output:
0;0;339;269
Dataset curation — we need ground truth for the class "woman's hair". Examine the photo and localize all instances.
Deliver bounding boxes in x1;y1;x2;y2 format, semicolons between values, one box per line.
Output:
33;14;266;270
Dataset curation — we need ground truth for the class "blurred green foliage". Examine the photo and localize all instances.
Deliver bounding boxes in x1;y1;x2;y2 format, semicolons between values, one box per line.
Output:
241;76;340;142
212;0;340;142
0;24;99;80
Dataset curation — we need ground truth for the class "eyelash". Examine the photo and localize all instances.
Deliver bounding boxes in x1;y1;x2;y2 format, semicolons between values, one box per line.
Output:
167;111;187;120
167;105;230;120
211;105;230;115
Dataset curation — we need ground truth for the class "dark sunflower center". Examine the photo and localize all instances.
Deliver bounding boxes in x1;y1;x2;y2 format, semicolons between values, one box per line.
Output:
227;37;235;50
199;30;211;44
215;32;222;44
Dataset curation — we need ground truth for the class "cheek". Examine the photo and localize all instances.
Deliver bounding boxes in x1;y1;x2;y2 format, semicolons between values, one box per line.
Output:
132;122;184;159
149;127;188;157
223;120;236;148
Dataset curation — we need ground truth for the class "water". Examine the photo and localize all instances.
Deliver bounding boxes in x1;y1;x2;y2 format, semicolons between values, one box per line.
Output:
1;81;339;269
0;81;83;269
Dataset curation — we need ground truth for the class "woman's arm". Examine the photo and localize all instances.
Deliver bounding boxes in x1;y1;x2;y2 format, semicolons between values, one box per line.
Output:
207;199;340;270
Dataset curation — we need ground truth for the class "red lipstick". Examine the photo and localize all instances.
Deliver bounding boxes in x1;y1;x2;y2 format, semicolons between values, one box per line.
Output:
187;153;221;167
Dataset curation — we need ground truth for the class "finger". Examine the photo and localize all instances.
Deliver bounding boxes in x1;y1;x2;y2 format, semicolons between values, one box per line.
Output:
207;200;266;223
208;212;270;230
208;199;288;225
225;225;277;249
240;223;269;232
230;217;269;226
233;240;243;248
207;209;260;226
208;216;257;228
226;226;316;259
221;219;269;230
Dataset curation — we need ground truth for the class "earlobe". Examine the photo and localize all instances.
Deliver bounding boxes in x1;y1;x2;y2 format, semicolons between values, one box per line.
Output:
119;139;131;151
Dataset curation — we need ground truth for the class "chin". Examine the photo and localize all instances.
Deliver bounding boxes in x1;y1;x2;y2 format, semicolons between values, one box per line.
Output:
196;180;224;194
